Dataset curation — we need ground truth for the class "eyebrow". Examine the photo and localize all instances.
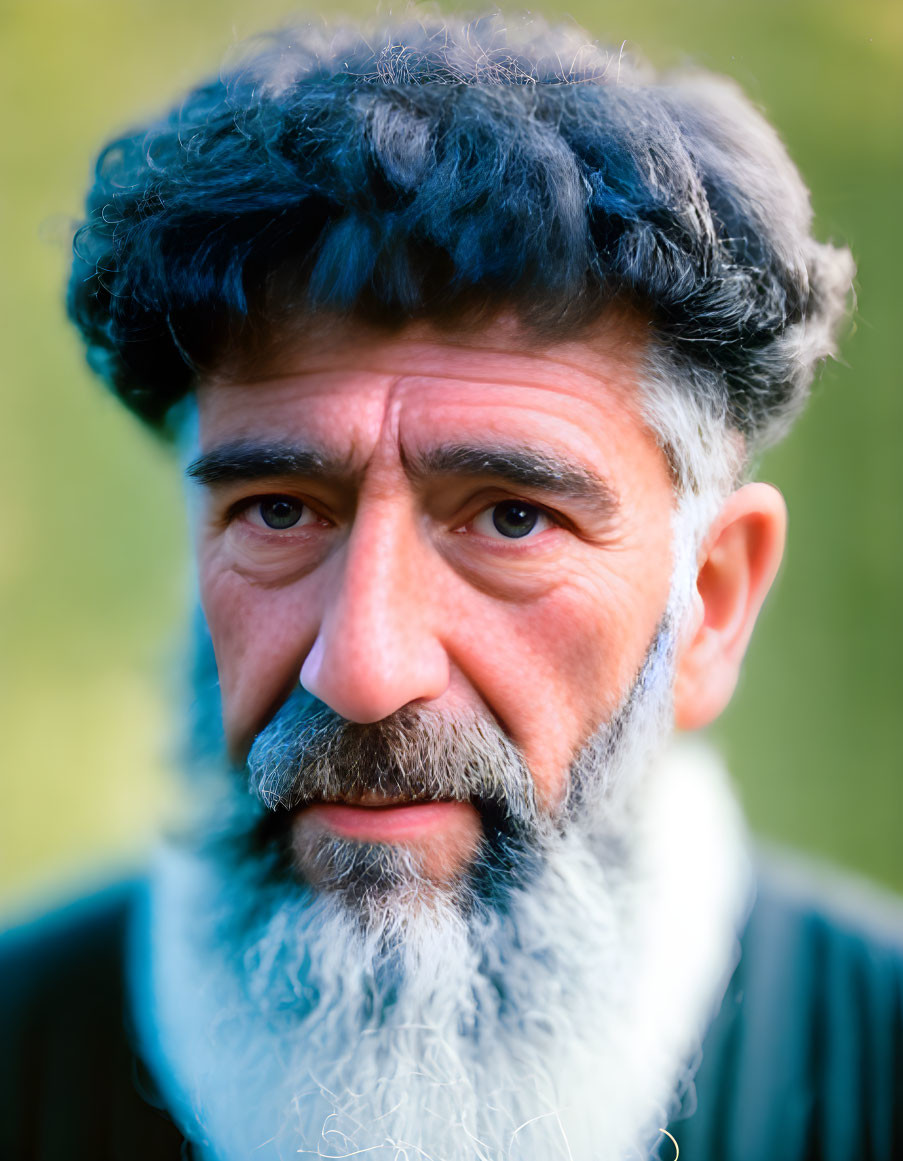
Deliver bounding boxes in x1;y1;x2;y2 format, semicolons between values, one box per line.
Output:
402;443;620;513
186;439;619;514
185;442;352;487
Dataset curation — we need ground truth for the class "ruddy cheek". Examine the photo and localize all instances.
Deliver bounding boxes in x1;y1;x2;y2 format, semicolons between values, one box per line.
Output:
486;590;651;811
203;576;316;752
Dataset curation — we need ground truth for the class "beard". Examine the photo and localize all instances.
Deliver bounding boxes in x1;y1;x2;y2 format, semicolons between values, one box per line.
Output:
135;612;754;1161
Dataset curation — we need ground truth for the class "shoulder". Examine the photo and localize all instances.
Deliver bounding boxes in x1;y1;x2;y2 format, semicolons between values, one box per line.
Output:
0;879;138;1072
0;877;136;992
735;844;903;1027
0;879;186;1160
672;844;903;1161
748;843;903;954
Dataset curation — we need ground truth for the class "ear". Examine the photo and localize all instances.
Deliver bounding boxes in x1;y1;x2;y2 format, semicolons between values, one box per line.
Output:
673;483;787;731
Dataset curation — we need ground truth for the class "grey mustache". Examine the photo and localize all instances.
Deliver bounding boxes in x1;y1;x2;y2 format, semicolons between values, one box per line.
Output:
245;690;539;829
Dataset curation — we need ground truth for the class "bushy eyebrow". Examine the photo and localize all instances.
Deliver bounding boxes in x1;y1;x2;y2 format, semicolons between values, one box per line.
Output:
186;438;619;515
185;442;351;486
402;443;620;514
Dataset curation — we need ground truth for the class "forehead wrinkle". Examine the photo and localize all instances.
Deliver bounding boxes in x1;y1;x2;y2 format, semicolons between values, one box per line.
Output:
191;333;654;500
386;358;638;407
218;332;644;407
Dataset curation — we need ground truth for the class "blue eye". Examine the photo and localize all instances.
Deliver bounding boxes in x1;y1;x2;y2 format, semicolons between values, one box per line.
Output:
257;497;306;529
474;500;551;540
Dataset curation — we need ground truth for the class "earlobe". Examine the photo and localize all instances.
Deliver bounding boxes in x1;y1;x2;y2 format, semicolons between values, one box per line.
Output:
674;483;787;731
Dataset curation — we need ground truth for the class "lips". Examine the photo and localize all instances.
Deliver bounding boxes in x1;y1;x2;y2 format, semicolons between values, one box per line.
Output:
298;797;478;842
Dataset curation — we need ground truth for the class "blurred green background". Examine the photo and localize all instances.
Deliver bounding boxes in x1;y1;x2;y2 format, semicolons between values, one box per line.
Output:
1;0;901;915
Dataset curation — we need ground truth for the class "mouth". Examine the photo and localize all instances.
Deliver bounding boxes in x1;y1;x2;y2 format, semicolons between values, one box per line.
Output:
296;796;480;844
282;792;486;888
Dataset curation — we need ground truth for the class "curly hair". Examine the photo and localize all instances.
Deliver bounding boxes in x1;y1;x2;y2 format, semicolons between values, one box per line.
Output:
68;13;853;453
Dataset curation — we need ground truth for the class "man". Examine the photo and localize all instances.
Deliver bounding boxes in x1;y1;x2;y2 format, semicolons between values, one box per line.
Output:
2;13;901;1161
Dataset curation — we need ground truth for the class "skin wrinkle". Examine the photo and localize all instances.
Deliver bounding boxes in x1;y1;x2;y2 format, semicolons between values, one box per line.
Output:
193;362;659;531
208;325;646;393
207;324;650;416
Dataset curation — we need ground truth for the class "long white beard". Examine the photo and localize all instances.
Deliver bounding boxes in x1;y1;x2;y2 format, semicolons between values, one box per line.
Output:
133;705;754;1161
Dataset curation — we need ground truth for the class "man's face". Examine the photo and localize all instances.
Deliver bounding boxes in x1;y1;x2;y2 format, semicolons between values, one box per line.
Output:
156;314;761;1161
190;313;676;890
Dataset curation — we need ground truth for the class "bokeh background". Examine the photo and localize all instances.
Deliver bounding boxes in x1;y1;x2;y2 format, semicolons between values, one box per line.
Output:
1;0;900;917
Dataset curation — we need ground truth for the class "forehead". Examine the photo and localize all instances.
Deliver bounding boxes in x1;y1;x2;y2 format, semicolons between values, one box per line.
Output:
194;313;665;476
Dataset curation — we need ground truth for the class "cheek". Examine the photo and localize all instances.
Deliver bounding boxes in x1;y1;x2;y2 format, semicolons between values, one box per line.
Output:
447;555;672;811
200;563;320;751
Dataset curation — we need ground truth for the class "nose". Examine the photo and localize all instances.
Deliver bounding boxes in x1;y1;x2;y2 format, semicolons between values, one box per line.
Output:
299;504;451;723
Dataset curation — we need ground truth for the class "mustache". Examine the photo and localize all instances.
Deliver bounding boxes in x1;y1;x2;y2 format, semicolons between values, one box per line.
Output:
245;690;539;830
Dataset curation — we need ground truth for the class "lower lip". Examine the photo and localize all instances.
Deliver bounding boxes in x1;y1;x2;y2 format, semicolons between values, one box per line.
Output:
301;799;476;842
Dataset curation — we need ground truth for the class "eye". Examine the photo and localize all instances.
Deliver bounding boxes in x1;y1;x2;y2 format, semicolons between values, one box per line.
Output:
472;500;553;540
243;495;319;531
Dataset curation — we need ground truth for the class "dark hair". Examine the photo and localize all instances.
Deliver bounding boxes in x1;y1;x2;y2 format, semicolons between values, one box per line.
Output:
68;14;852;445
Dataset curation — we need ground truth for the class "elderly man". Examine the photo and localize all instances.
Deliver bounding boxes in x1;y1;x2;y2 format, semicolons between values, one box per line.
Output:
2;13;900;1161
